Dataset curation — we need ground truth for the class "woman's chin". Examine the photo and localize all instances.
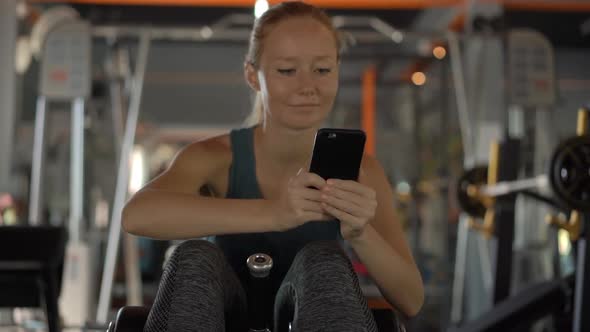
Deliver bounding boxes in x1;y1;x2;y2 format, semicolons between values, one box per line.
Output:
283;114;326;130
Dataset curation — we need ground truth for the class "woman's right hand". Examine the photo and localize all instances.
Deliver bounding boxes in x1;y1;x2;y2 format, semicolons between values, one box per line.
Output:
271;168;333;231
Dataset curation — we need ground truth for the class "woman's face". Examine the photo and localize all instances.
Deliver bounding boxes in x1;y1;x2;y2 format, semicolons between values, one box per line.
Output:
249;16;340;130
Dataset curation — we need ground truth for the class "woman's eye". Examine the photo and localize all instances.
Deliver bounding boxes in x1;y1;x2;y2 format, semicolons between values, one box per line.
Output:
316;68;332;74
277;68;296;75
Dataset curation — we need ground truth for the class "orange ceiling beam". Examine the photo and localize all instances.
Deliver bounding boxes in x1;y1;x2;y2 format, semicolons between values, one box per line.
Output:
30;0;590;11
29;0;462;9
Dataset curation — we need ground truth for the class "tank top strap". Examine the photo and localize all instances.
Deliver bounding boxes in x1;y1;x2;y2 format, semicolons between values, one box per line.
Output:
226;126;263;199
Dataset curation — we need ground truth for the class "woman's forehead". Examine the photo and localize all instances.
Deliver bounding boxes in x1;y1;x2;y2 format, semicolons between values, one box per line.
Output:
261;17;338;60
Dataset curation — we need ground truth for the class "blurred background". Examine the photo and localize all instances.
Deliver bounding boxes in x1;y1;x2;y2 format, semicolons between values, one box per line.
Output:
0;0;589;331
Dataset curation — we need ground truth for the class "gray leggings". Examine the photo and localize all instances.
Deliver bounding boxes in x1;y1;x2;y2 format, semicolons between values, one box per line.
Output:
143;240;377;332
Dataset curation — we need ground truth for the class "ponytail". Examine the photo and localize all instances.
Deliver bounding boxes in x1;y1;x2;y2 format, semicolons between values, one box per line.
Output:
243;92;264;127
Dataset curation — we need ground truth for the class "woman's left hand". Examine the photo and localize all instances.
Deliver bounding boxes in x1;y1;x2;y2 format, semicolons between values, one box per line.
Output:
320;173;377;242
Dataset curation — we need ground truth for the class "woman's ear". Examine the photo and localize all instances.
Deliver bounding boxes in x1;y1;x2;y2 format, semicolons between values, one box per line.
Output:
244;62;261;92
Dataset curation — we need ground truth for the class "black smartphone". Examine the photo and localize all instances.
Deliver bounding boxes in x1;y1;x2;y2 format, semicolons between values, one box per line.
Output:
309;128;366;181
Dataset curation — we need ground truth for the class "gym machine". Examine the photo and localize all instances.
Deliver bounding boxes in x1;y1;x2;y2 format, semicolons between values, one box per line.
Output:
0;226;67;332
447;18;567;328
96;31;151;325
0;6;93;332
449;109;589;332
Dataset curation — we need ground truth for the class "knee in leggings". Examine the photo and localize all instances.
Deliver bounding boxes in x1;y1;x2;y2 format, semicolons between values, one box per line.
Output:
276;241;377;332
147;240;248;332
295;241;355;279
165;239;226;274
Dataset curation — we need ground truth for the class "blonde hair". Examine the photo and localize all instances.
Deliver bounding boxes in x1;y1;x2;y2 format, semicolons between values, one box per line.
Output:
243;1;341;127
243;92;264;127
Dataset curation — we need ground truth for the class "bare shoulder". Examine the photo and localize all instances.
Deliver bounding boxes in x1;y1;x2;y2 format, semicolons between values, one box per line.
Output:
143;132;232;193
179;133;231;165
359;154;394;192
360;154;387;180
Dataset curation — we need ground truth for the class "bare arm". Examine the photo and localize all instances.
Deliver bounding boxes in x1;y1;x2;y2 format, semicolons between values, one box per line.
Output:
351;158;424;317
321;156;424;317
122;140;277;240
123;191;277;240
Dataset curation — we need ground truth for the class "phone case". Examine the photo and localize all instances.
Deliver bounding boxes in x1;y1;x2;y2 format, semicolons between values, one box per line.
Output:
309;128;366;181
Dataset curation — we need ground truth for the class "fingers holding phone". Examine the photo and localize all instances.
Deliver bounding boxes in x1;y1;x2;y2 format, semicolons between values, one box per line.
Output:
271;168;333;231
320;178;377;241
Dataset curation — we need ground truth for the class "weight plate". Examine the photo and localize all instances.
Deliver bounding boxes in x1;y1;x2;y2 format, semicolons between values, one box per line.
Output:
549;135;590;212
457;166;489;218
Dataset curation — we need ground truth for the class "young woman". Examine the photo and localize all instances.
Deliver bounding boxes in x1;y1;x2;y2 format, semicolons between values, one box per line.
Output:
123;2;423;331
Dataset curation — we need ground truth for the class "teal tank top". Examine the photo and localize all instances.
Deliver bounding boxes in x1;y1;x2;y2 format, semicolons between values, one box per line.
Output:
212;126;340;298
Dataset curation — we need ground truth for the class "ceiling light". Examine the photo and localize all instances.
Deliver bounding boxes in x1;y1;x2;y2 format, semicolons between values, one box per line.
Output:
411;72;426;86
433;46;447;59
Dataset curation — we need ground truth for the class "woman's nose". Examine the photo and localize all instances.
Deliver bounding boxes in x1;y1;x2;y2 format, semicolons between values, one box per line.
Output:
297;72;317;94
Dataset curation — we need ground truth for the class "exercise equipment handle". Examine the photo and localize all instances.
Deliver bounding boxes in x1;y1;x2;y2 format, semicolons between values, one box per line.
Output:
247;253;273;332
469;175;549;198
